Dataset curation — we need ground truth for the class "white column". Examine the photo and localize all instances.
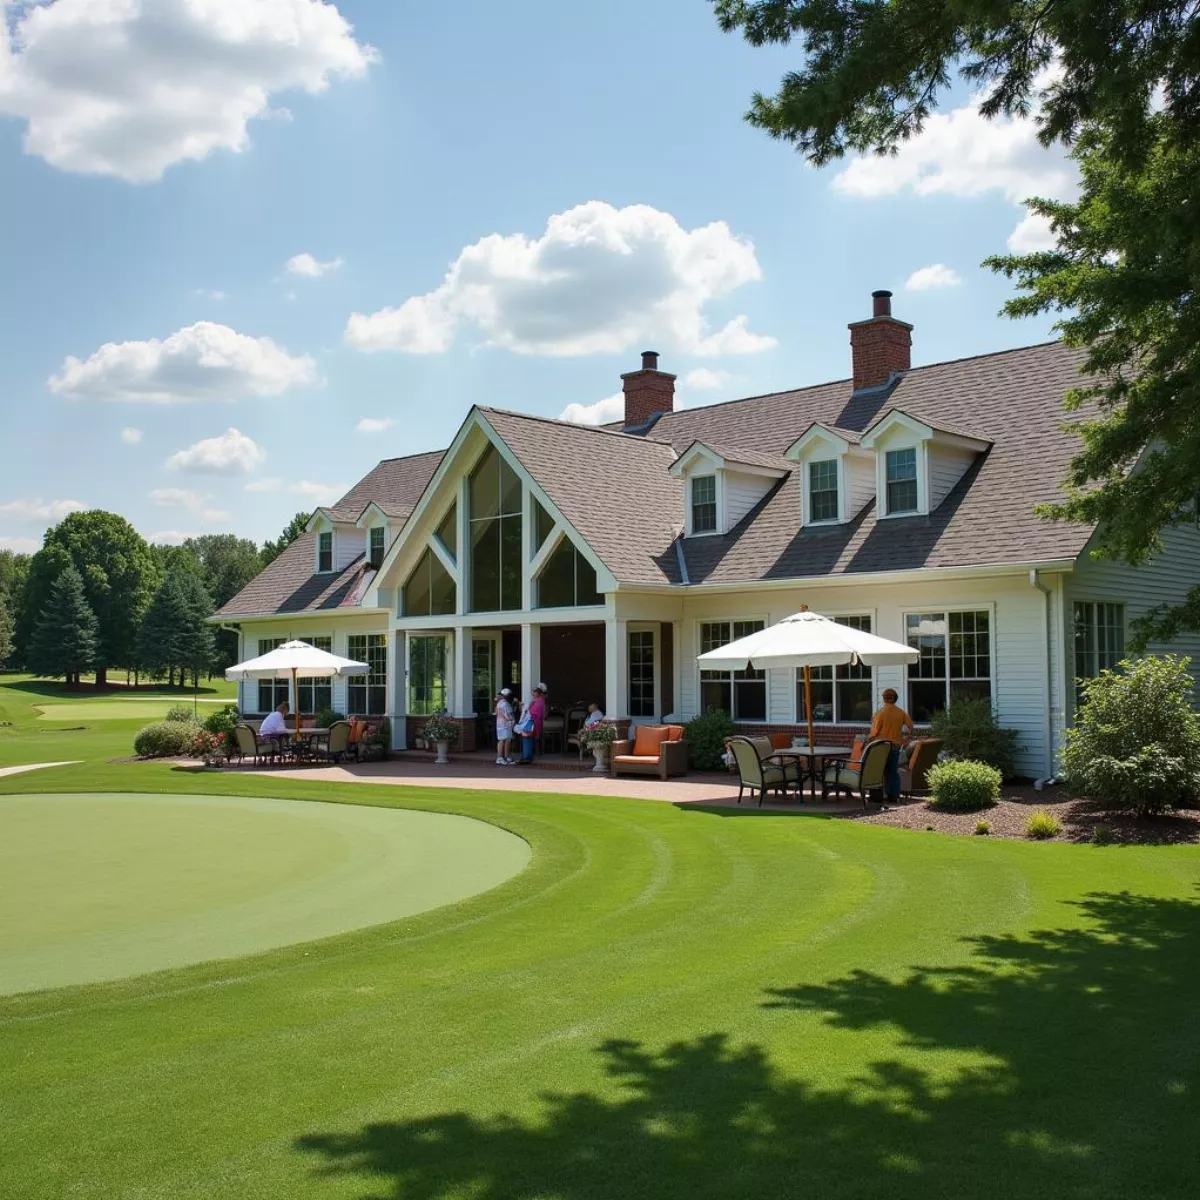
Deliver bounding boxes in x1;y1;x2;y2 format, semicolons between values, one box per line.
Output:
392;631;407;750
453;626;473;718
672;619;683;720
520;622;541;695
605;617;628;719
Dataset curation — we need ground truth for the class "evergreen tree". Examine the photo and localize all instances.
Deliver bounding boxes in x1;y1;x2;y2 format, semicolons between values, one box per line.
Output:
176;571;215;687
28;566;99;687
0;588;14;668
137;569;215;687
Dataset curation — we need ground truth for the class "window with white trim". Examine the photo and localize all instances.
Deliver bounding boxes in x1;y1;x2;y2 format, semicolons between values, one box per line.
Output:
317;531;333;573
905;610;991;721
691;475;717;534
699;620;766;720
808;460;839;522
1074;602;1125;703
297;636;332;714
347;633;387;716
885;448;918;515
368;526;385;569
629;630;655;717
796;615;873;723
256;637;288;712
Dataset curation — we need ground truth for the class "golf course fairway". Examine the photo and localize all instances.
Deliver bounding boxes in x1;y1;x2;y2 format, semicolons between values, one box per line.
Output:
0;792;530;993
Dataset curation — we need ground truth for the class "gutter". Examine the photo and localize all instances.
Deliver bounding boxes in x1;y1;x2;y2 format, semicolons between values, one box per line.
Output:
1028;569;1057;784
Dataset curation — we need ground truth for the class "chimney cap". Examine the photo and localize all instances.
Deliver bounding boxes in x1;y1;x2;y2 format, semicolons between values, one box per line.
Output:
640;350;660;370
871;290;894;318
871;289;893;299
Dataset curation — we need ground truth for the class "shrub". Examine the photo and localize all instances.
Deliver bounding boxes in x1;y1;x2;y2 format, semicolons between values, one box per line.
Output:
930;698;1021;777
585;720;620;747
1063;654;1200;816
165;704;195;724
202;703;240;740
1092;823;1114;846
975;820;991;836
316;708;345;730
1026;810;1063;839
134;719;200;758
187;728;222;759
928;759;1001;811
685;707;736;771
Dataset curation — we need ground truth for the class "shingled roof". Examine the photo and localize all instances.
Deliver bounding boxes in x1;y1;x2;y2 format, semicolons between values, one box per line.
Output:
216;339;1094;618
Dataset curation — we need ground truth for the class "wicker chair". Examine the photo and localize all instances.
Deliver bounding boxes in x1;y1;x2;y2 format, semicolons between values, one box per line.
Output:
821;738;891;807
233;723;276;765
728;736;790;806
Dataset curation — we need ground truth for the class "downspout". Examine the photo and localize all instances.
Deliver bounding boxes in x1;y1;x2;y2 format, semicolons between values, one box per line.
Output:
219;622;242;711
1028;570;1056;784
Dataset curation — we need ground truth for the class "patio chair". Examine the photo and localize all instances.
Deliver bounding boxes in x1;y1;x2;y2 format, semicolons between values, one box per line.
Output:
727;736;790;807
821;738;891;807
899;737;943;797
540;711;566;755
313;720;352;763
611;724;688;780
233;723;276;765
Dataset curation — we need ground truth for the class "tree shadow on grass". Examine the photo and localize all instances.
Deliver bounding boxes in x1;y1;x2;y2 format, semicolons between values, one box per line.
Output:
297;890;1200;1200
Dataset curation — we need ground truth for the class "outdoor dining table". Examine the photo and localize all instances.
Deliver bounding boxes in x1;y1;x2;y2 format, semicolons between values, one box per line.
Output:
266;728;330;762
766;745;847;798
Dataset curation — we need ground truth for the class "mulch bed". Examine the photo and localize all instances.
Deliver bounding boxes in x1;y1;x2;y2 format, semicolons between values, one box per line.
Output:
851;784;1200;844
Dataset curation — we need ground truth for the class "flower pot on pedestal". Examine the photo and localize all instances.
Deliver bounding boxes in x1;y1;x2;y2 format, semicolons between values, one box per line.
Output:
435;741;450;765
592;745;610;773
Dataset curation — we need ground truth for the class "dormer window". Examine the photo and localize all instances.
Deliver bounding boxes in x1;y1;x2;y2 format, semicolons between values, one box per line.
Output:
368;526;385;569
691;475;717;534
885;449;918;515
317;531;333;573
808;461;839;522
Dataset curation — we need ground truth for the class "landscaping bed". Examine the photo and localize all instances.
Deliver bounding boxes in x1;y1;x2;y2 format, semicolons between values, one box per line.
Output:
854;784;1200;844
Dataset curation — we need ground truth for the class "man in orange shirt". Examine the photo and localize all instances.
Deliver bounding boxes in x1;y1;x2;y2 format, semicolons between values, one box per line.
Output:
870;688;913;802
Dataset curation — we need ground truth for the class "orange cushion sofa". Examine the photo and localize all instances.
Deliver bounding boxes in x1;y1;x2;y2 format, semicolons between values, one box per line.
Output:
611;724;688;780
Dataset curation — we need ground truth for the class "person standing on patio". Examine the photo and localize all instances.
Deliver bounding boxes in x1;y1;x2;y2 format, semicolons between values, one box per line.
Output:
518;684;547;765
870;688;913;802
494;688;515;766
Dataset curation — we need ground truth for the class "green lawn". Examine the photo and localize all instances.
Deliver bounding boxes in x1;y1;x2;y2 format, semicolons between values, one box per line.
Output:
1;677;1199;1198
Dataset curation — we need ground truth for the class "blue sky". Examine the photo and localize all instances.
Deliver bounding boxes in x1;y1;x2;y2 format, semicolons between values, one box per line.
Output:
0;0;1073;550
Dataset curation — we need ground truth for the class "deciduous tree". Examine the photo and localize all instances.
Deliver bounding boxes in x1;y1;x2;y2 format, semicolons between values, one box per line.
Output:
260;512;311;567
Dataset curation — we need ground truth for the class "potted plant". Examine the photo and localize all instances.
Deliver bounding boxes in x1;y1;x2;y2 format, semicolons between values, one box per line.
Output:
586;720;619;773
421;712;459;765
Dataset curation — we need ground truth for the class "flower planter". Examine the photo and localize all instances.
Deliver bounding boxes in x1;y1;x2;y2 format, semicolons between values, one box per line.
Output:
592;745;610;773
435;740;451;765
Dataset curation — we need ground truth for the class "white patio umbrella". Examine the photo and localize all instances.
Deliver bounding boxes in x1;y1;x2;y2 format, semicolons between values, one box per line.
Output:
225;640;369;741
696;607;919;749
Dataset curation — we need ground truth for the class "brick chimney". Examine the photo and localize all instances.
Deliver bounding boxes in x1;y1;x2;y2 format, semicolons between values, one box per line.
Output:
848;290;912;390
621;350;676;430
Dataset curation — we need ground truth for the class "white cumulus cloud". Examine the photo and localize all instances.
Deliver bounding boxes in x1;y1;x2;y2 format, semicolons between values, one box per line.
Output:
245;477;282;493
166;428;265;476
149;487;229;522
144;530;204;546
289;480;349;505
346;201;776;358
831;77;1078;249
120;426;143;445
286;252;344;278
905;264;962;292
0;497;86;523
0;535;40;553
683;367;731;390
355;416;394;433
0;0;378;183
1007;211;1059;253
48;321;316;404
559;393;624;426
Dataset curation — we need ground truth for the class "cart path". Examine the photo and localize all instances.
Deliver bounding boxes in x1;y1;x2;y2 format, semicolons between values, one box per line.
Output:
0;762;81;779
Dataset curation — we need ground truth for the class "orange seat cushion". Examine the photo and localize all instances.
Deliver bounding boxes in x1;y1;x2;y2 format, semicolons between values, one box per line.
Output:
614;755;661;765
633;726;670;756
849;739;866;765
769;734;792;750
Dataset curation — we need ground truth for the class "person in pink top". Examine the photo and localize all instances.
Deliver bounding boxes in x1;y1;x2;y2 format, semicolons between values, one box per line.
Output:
517;683;547;764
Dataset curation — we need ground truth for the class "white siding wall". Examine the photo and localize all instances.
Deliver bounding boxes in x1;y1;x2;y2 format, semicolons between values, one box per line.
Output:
672;573;1059;776
1067;523;1200;705
724;470;775;531
928;444;977;509
335;529;366;572
845;455;875;519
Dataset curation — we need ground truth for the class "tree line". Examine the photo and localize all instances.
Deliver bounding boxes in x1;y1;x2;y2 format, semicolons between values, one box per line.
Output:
0;510;311;687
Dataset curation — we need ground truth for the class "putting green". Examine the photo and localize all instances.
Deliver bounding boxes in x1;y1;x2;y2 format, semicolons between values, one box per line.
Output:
35;699;225;721
0;793;530;994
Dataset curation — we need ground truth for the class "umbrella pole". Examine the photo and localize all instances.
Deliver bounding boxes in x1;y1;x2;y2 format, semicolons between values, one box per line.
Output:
292;666;300;742
803;664;815;749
